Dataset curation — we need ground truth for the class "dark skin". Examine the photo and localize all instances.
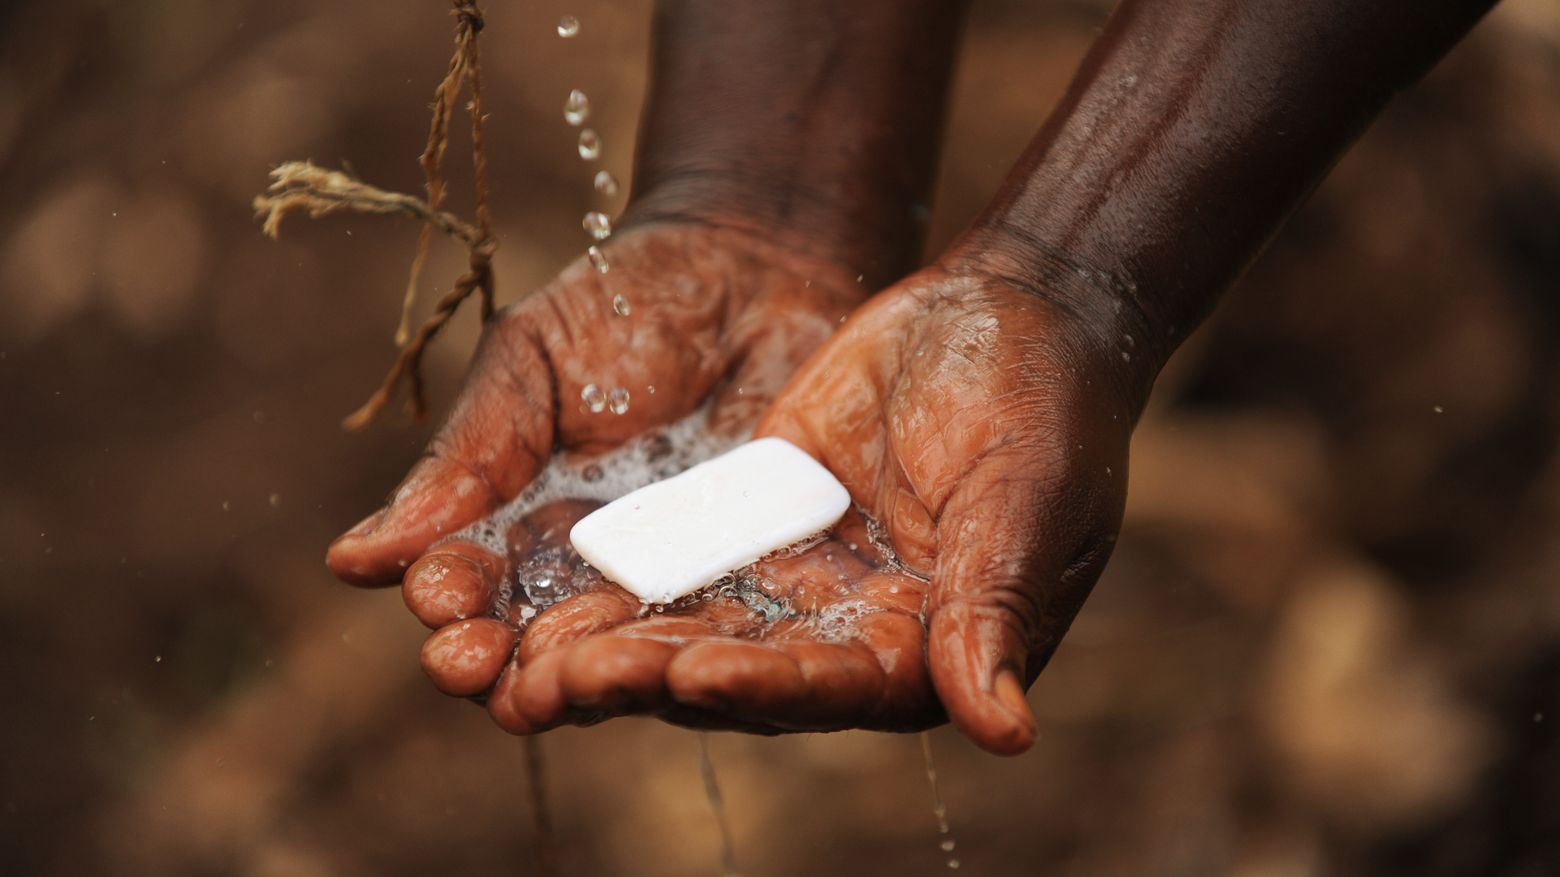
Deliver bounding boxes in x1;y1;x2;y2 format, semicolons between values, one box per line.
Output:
329;0;1499;754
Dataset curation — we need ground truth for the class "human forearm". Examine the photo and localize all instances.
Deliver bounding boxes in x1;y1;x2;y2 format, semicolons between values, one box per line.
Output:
948;0;1497;398
625;0;967;285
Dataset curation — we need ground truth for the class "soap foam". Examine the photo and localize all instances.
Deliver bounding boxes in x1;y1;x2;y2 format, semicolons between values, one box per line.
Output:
449;404;744;614
447;408;921;646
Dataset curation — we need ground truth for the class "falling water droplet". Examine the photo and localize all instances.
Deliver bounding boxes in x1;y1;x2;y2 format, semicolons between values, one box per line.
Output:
577;129;602;160
581;384;606;413
612;294;631;316
582;211;612;240
587;245;610;273
608;387;631;415
921;733;961;872
593;169;620;196
556;15;580;38
563;89;590;125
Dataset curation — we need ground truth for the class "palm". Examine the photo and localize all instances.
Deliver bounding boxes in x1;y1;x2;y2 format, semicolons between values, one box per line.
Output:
758;269;1137;751
395;267;1138;753
326;224;877;721
328;223;859;586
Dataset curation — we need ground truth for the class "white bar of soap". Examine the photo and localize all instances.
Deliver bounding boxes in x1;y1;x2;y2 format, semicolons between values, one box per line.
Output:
569;437;851;604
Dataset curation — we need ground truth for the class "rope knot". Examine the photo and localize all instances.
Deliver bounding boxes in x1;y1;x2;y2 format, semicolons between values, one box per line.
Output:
454;1;484;32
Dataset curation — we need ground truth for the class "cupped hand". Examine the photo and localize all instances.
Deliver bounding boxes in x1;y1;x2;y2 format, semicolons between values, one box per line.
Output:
755;265;1144;753
405;255;1145;754
326;223;867;713
327;222;862;585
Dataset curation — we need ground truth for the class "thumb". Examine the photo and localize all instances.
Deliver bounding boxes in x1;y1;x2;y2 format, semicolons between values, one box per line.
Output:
926;448;1103;755
327;317;554;586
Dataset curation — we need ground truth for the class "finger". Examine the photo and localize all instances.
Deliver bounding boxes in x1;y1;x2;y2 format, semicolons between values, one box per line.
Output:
487;657;532;734
558;634;680;715
849;609;939;727
768;639;887;729
327;316;554;585
666;641;808;720
926;447;1106;756
506;649;571;732
420;618;516;697
518;587;643;662
609;614;730;644
402;541;508;628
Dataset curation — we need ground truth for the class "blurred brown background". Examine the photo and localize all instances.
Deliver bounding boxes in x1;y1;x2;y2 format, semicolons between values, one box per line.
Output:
2;1;1558;874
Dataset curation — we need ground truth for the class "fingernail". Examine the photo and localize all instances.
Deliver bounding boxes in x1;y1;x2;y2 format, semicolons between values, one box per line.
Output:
994;669;1034;734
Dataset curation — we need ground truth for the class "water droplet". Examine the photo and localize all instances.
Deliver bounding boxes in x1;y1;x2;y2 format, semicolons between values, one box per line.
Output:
646;385;656;394
587;245;609;273
1433;405;1445;414
578;128;602;160
556;15;580;38
563;89;590;125
608;387;631;415
582;211;612;240
154;655;162;663
921;733;960;873
612;294;631;316
581;383;606;412
593;170;620;196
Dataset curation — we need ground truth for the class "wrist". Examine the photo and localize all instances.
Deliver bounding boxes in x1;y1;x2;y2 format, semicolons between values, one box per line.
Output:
606;210;873;310
938;226;1163;418
620;166;922;290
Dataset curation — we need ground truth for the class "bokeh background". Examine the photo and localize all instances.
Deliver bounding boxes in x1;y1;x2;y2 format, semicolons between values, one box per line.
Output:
2;1;1558;874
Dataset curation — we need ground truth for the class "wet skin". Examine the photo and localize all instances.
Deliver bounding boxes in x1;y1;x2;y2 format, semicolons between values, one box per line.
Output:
337;250;1138;756
327;223;864;588
330;0;1499;754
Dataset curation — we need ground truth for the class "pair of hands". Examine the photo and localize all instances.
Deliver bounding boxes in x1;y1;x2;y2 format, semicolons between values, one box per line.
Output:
327;222;1140;755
